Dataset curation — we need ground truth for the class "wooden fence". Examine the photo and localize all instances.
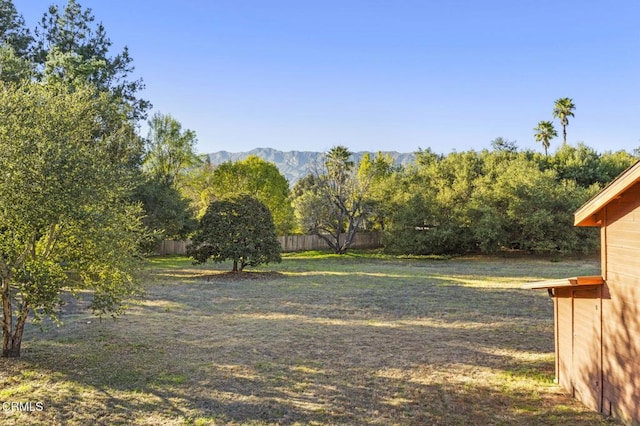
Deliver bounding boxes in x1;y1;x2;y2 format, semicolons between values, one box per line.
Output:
278;232;382;252
156;239;191;255
155;232;382;255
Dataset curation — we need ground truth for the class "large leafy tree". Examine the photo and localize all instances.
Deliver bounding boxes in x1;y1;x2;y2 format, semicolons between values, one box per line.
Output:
357;152;400;231
383;193;441;254
293;146;373;254
597;149;638;184
203;156;295;235
384;150;481;255
135;112;199;245
551;142;603;187
471;155;598;254
179;156;217;219
550;143;637;188
31;0;150;119
534;120;557;156
0;82;144;357
133;179;196;247
553;97;576;145
143;112;200;187
188;195;282;272
383;148;600;256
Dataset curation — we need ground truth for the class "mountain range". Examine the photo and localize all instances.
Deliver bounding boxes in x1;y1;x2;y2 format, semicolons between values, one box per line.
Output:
205;148;415;184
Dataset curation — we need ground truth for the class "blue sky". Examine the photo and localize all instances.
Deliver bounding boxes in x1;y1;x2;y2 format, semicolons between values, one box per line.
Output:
16;1;640;155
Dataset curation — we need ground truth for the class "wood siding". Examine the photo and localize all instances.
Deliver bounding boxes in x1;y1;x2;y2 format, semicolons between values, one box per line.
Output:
554;287;602;412
600;183;640;424
572;287;602;412
555;288;573;391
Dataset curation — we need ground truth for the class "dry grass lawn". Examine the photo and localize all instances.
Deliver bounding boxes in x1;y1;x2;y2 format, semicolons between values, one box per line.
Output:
0;252;620;425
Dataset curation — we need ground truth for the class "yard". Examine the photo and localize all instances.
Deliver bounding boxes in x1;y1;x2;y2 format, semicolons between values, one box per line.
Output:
0;252;618;425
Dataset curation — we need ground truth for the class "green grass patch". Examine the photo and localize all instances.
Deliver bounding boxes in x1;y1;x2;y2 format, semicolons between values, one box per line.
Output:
1;253;614;425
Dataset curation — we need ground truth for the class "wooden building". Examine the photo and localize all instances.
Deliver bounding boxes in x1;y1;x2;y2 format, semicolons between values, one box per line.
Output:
525;161;640;424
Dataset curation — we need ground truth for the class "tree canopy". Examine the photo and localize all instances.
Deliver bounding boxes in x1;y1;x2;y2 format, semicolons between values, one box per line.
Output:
292;146;373;254
0;82;144;357
380;145;636;256
192;155;295;235
188;195;282;272
0;0;149;118
133;112;200;245
143;112;200;187
32;0;150;118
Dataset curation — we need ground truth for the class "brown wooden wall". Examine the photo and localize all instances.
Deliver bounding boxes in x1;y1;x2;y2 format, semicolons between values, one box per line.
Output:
555;287;573;392
600;182;640;423
572;287;602;413
554;286;602;413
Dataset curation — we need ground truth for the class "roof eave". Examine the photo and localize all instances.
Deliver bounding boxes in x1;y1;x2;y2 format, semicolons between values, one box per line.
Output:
523;275;604;290
574;160;640;227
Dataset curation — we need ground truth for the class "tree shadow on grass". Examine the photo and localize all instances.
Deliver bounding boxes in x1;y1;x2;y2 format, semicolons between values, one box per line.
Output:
8;328;611;425
12;332;605;422
4;261;614;425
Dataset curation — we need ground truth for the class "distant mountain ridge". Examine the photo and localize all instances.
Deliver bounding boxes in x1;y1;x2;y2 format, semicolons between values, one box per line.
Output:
205;148;415;184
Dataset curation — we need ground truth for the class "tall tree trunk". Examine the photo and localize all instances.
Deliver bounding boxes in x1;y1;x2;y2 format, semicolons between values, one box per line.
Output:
232;260;238;272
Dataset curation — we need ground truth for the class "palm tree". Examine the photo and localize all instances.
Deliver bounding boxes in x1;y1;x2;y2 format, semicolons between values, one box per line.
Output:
534;121;558;156
325;145;354;185
553;97;575;144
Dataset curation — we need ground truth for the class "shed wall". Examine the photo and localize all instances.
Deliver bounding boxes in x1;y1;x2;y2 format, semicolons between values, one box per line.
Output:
555;288;572;392
601;183;640;424
572;287;602;413
554;287;602;412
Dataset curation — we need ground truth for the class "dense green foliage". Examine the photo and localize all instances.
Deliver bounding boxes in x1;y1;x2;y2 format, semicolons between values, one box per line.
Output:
185;155;295;235
143;112;200;186
188;195;282;272
0;0;150;357
289;144;637;257
31;0;150;119
133;178;196;245
134;112;199;246
0;0;32;56
0;82;144;357
292;146;374;254
380;147;636;256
